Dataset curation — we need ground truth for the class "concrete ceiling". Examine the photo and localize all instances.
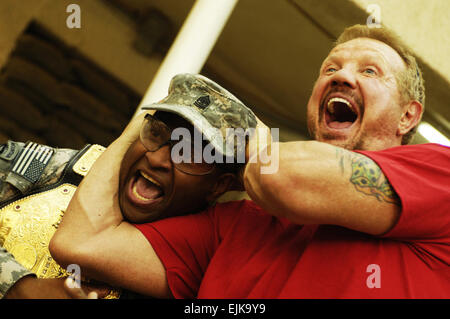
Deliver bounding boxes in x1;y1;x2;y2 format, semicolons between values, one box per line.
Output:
107;0;450;143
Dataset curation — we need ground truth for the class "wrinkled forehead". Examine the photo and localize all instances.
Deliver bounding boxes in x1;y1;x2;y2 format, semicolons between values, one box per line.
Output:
325;37;406;73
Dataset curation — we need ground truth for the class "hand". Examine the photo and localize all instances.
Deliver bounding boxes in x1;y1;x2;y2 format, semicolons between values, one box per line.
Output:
4;275;108;299
237;116;271;188
246;116;272;163
63;277;98;299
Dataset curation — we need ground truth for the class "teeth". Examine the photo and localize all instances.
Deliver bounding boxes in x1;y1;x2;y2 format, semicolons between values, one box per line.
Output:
327;97;352;114
132;183;152;201
140;171;161;187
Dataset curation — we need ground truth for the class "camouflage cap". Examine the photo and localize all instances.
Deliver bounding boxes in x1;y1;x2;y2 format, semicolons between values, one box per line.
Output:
141;73;257;159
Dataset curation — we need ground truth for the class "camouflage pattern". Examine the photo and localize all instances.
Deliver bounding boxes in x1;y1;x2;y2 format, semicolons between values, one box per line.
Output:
141;73;257;159
0;247;34;298
0;141;78;204
0;140;78;298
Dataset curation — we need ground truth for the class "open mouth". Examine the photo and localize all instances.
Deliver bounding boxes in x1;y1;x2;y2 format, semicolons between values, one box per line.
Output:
325;97;358;129
129;170;165;205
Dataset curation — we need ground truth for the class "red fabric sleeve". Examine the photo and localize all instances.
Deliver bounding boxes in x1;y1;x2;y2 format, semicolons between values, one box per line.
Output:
132;201;245;298
355;143;450;243
133;210;217;298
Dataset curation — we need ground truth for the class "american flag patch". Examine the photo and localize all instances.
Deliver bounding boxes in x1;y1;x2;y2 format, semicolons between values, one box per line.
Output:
11;142;54;183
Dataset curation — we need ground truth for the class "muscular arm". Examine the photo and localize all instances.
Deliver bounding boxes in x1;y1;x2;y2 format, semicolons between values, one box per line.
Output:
243;141;400;235
50;113;171;298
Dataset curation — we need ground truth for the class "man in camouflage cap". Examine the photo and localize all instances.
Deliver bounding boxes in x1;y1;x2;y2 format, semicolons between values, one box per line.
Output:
1;73;257;298
116;73;257;224
141;73;257;161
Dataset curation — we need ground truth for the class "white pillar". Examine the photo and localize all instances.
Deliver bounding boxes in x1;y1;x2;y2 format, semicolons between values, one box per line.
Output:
134;0;239;116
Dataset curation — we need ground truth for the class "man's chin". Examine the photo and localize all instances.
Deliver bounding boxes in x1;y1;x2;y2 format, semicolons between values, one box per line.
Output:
120;196;157;224
315;133;358;150
325;139;351;148
122;204;162;224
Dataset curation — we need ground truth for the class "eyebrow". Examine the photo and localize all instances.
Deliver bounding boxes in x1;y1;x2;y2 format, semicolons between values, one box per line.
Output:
322;50;388;71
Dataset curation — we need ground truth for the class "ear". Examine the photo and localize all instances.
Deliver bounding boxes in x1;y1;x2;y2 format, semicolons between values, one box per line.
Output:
206;173;241;203
397;100;423;137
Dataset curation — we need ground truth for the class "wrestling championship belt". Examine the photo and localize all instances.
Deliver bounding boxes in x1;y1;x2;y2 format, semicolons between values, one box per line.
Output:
0;141;121;299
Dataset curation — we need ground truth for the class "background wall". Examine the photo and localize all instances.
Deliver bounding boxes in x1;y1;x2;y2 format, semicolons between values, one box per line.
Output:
0;0;448;147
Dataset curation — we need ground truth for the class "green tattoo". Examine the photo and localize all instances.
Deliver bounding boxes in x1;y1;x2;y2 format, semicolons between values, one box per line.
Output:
335;148;399;205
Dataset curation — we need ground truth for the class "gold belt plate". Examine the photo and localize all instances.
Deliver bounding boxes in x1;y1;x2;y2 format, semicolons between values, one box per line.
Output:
0;183;120;299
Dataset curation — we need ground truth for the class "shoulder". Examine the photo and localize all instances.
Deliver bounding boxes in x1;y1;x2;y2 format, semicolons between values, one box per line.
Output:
355;143;449;167
211;199;264;216
353;143;449;213
409;143;450;152
358;143;449;155
354;143;449;183
208;199;267;231
390;143;450;157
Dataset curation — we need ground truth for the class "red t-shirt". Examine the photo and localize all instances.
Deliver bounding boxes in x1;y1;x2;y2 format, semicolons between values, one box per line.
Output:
134;143;450;298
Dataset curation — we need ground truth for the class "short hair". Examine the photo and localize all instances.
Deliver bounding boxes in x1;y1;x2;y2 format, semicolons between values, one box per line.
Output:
335;25;425;144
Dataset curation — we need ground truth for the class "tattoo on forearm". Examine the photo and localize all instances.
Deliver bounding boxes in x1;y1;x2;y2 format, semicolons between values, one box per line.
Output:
335;148;399;205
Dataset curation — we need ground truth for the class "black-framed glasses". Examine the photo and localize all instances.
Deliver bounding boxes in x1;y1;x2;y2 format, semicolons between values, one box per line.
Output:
139;113;216;176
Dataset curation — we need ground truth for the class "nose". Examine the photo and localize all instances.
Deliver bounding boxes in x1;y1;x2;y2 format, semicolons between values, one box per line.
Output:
144;145;172;171
330;67;357;89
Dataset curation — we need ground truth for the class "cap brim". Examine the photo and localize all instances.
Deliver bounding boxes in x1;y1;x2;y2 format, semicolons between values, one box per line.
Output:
141;104;232;157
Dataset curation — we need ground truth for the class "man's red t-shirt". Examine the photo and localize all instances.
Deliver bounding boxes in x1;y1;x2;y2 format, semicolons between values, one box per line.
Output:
134;143;450;298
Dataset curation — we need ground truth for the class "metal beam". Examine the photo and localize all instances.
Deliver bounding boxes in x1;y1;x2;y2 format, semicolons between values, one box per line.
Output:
135;0;238;115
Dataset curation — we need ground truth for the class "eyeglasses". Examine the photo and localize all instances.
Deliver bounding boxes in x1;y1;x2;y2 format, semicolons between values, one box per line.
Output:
139;113;216;176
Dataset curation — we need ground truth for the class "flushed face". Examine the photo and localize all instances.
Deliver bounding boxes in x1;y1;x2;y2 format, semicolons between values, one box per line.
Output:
307;37;408;151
